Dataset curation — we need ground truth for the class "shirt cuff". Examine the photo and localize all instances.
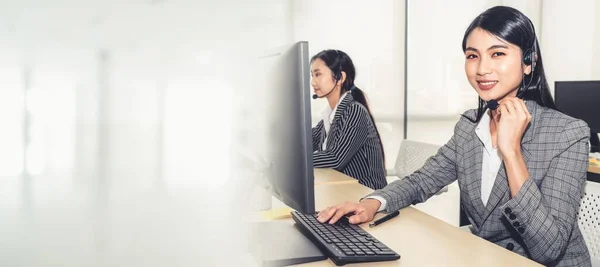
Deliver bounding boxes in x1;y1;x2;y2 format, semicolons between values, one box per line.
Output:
365;196;387;212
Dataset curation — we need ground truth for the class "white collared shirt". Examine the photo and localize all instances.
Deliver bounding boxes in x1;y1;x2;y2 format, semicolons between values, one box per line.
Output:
321;92;349;150
369;112;502;212
476;112;503;206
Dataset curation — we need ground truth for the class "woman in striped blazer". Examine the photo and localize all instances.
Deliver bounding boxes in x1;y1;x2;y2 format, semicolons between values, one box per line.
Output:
310;49;387;190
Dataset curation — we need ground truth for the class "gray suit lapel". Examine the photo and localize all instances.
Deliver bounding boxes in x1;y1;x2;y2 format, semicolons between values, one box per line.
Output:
482;163;509;222
464;131;486;223
521;100;540;144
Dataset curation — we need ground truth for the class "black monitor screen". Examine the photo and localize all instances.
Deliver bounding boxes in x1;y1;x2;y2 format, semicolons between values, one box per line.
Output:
555;81;600;133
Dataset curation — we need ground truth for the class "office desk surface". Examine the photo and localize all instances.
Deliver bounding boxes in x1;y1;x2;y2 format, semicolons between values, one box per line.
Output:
304;182;542;267
589;157;600;174
247;169;541;266
314;168;358;185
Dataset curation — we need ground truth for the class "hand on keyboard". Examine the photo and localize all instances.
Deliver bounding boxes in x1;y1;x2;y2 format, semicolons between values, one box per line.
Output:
317;199;381;225
292;211;401;265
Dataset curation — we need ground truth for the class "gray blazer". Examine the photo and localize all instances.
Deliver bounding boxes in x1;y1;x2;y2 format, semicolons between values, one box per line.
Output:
367;100;591;266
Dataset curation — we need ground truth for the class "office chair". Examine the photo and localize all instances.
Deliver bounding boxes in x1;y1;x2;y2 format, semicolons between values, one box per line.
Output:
578;181;600;267
386;139;448;195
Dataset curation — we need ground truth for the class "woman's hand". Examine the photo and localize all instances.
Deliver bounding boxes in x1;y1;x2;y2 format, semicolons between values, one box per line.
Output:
317;199;381;224
494;97;531;158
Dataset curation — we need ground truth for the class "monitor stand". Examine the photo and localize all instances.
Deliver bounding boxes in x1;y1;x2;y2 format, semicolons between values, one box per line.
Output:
248;221;326;267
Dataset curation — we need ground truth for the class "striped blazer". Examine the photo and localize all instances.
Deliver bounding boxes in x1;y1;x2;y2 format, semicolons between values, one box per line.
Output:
312;93;387;190
367;100;591;266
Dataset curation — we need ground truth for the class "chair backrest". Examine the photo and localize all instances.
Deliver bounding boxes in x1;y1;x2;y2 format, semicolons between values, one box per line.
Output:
393;140;441;178
578;181;600;265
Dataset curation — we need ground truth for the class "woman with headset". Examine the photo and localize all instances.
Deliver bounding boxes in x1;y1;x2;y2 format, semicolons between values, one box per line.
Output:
317;6;592;266
310;49;387;190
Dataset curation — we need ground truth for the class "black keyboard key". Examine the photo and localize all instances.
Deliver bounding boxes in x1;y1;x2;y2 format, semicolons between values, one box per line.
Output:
367;245;380;251
357;237;370;243
344;250;355;255
376;250;397;255
375;242;389;249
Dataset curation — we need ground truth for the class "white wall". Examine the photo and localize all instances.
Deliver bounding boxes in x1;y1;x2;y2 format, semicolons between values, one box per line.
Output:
0;0;294;185
405;0;501;145
0;1;295;266
541;0;599;94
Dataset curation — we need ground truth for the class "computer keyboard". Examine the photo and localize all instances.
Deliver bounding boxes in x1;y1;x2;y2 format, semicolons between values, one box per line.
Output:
291;211;400;266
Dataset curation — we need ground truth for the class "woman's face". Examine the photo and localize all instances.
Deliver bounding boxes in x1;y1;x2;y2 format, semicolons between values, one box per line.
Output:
464;27;532;101
310;58;337;97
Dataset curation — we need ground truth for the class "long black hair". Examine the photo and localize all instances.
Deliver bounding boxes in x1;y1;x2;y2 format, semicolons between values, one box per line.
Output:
462;6;556;122
310;49;385;163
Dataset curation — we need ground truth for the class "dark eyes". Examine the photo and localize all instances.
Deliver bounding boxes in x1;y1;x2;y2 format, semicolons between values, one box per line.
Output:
465;52;505;60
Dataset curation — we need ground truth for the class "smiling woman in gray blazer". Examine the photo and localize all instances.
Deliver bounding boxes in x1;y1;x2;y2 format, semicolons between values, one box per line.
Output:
310;49;387;190
317;6;591;267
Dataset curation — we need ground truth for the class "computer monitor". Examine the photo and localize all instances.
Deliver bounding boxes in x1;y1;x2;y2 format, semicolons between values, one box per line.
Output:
247;41;327;266
257;40;315;214
555;81;600;152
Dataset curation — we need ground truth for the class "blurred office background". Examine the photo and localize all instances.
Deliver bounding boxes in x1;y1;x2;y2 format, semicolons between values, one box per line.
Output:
1;0;599;266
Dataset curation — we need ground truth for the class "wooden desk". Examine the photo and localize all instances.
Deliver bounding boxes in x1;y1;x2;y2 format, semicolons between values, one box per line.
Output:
263;169;541;267
588;157;600;183
306;183;541;266
314;168;358;186
589;157;600;174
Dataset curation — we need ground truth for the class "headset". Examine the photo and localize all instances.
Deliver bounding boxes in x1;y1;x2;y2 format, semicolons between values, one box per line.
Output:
487;19;537;110
312;50;343;100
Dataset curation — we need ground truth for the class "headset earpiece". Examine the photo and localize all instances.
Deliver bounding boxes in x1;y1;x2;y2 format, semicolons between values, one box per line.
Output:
518;20;538;96
523;26;537;67
333;50;343;82
523;50;533;66
333;71;342;81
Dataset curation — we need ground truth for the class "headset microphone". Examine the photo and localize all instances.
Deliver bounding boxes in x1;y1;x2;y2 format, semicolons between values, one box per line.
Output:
312;84;337;100
487;88;527;111
487;100;499;110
